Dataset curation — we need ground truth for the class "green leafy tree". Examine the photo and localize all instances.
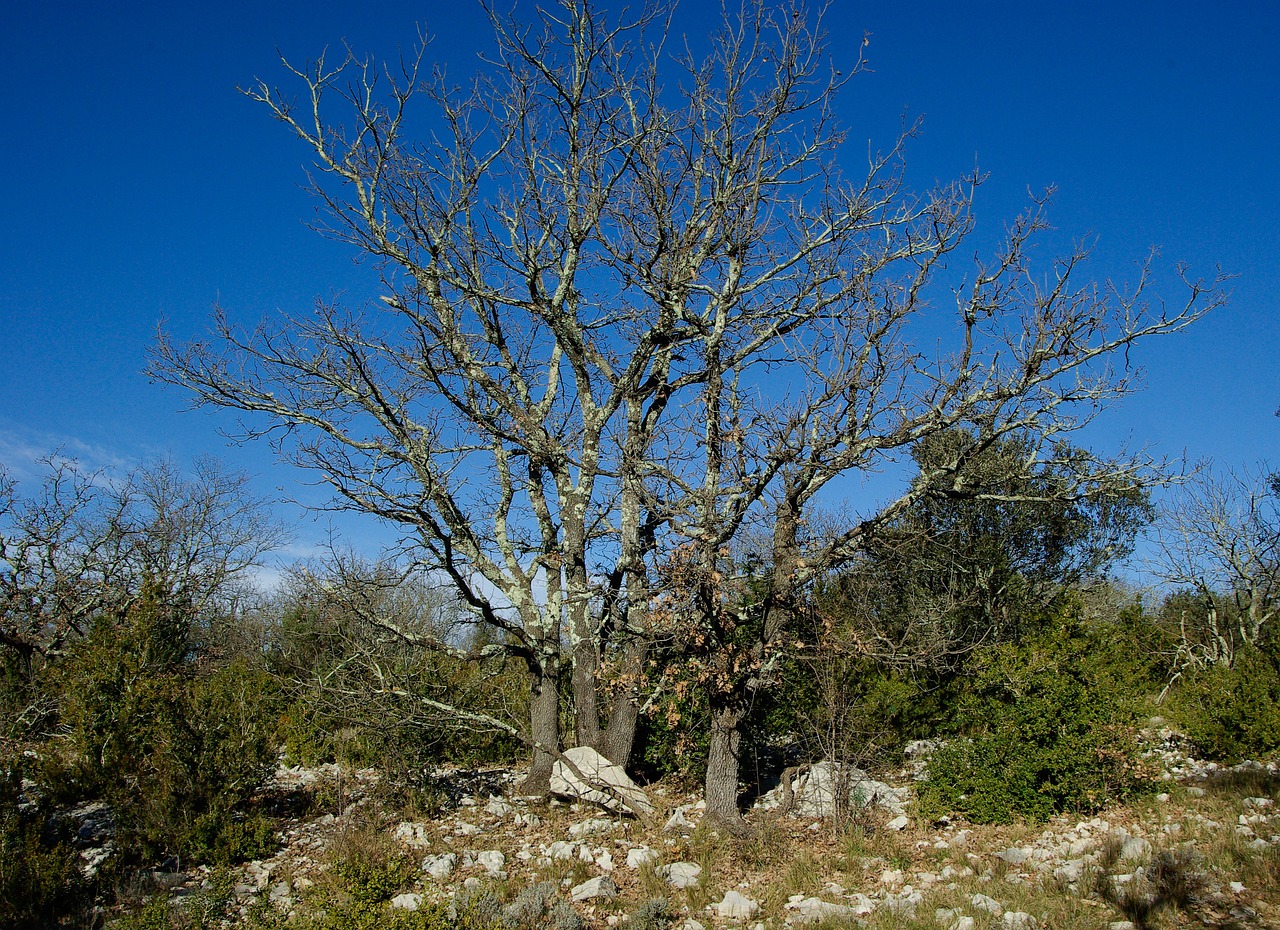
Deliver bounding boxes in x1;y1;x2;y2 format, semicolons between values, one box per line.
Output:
825;431;1152;673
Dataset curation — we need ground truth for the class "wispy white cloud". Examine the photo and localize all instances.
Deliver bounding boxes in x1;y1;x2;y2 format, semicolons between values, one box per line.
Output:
0;425;136;484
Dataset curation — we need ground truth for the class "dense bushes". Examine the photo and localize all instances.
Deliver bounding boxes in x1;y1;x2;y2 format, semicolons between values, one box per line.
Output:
1172;646;1280;761
48;592;282;864
917;612;1158;823
270;576;527;799
0;796;87;930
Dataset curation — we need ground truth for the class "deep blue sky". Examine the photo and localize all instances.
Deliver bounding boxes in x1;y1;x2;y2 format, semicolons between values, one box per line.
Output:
2;1;1276;566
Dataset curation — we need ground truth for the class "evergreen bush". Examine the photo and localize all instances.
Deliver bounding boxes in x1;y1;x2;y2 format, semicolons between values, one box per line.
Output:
1172;647;1280;761
917;613;1157;823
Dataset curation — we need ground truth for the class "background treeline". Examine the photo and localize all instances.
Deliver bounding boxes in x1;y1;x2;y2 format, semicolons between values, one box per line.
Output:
2;444;1278;928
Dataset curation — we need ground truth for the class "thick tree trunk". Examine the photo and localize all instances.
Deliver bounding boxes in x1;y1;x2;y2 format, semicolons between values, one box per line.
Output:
521;656;560;795
572;636;602;749
704;699;748;832
599;639;648;766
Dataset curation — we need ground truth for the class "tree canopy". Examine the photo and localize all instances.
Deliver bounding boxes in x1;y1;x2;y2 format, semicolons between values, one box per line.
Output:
151;0;1226;823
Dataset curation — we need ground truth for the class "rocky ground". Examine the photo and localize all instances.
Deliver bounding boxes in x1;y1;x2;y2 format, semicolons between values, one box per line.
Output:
84;729;1280;929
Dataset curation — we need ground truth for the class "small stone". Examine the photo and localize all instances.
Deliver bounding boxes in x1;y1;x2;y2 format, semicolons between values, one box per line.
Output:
570;817;616;838
1230;881;1246;893
886;814;909;831
1003;911;1036;929
1120;837;1151;861
571;875;619;901
659;861;702;889
1068;838;1093;855
485;796;515;817
971;893;1003;915
996;847;1031;865
626;845;659;869
391;892;422;910
715;889;760;919
785;897;862;924
475;850;506;877
665;808;694;832
422;852;457;879
547;841;576;859
394;821;431;848
1054;860;1086;883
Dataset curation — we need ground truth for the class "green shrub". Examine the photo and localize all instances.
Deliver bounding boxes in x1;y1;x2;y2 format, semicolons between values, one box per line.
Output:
52;595;281;864
626;898;673;930
1172;647;1280;761
917;615;1156;823
0;805;88;929
110;896;175;930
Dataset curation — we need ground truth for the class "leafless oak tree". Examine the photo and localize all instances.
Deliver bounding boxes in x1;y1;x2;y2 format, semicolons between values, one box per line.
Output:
152;1;1225;817
0;455;285;745
1153;465;1280;668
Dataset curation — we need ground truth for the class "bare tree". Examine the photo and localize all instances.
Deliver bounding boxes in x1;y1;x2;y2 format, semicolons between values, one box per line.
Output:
151;1;1224;814
0;454;286;752
273;552;530;774
1;455;284;665
1153;464;1280;668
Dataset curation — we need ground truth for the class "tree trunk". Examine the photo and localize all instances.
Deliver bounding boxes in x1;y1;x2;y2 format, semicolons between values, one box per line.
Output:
572;635;602;750
520;655;560;795
599;639;648;766
704;699;748;832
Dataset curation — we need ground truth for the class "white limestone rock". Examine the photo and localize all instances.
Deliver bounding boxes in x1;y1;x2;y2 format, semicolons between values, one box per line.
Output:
755;761;908;817
547;841;576;860
659;861;702;889
786;897;866;924
626;845;659;869
484;796;515;817
391;893;423;910
571;875;619;901
996;847;1032;865
551;746;655;816
665;807;694;832
1120;836;1152;861
715;890;759;920
422;852;457;879
569;817;616;838
394;821;431;848
971;893;1003;916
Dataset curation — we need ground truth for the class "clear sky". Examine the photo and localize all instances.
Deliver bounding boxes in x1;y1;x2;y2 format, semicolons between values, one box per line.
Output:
2;1;1277;569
